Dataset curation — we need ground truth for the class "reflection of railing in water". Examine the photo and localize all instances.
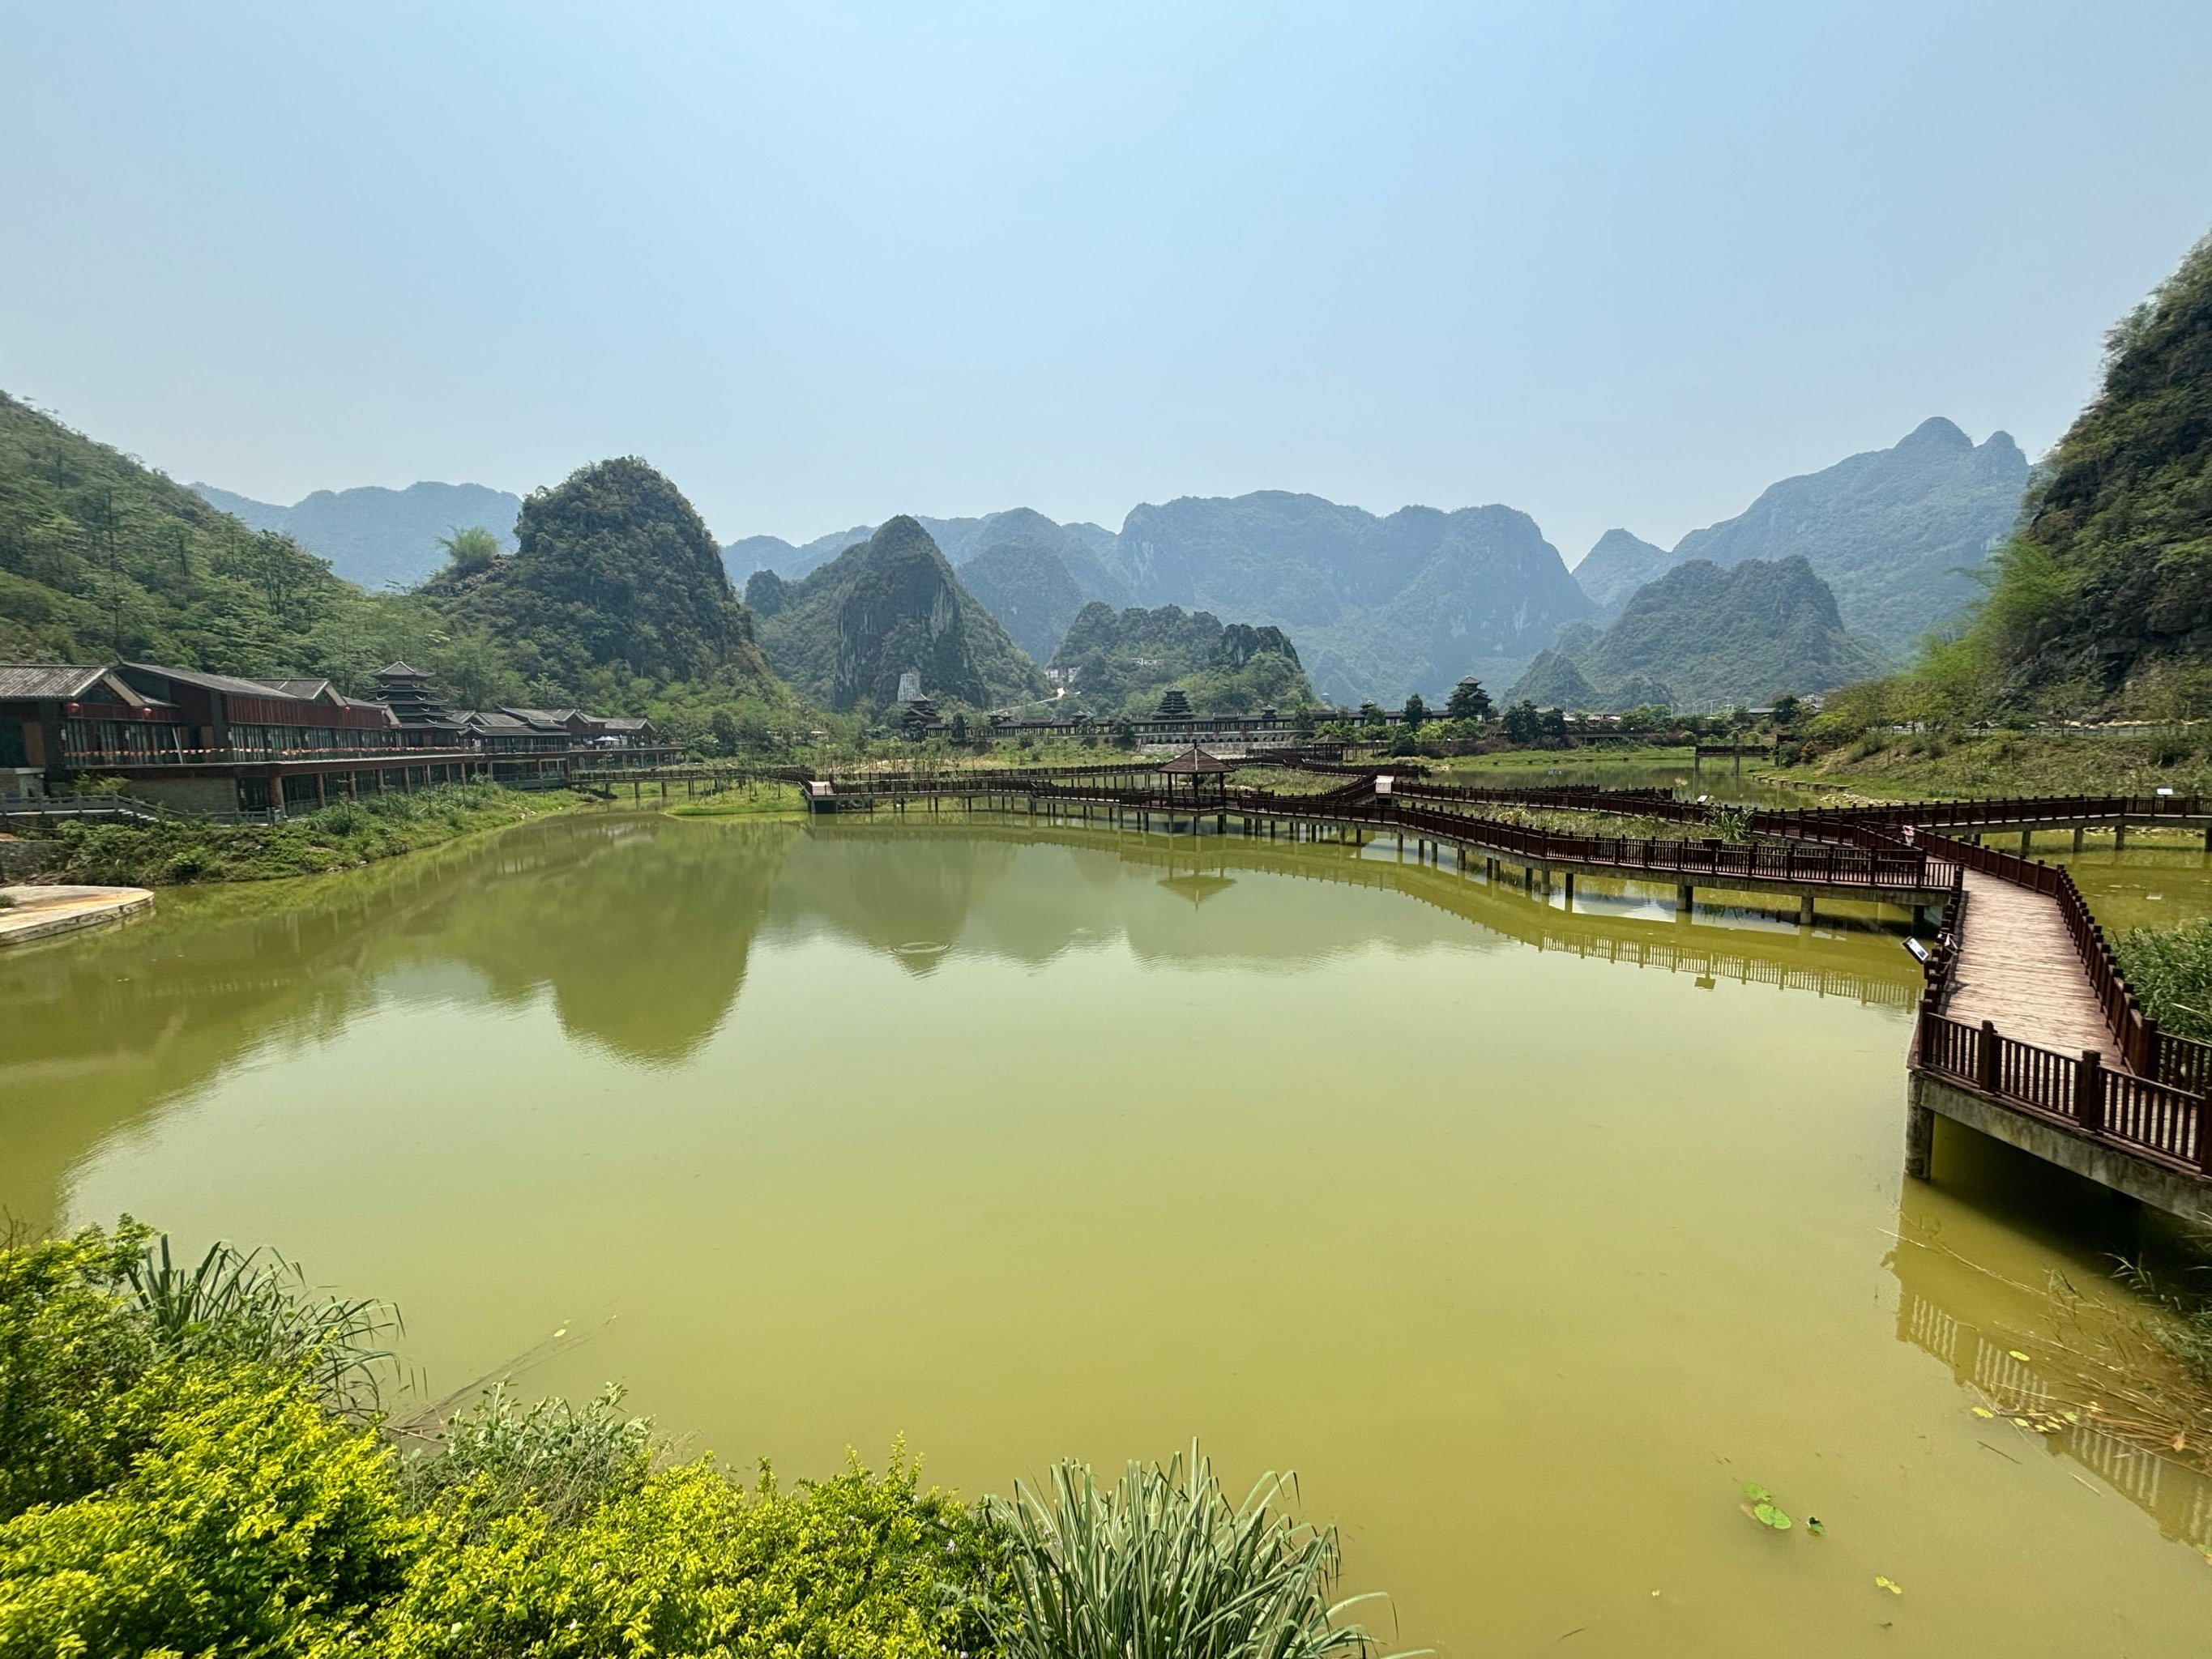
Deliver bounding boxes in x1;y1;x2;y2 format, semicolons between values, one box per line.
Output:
1892;1278;2212;1553
809;815;1925;1009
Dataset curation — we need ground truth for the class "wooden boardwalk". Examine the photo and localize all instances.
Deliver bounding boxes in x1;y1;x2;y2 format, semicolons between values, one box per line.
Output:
1943;870;2120;1063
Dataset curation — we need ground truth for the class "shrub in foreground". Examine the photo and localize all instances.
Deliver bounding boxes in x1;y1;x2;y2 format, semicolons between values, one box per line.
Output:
0;1226;1388;1659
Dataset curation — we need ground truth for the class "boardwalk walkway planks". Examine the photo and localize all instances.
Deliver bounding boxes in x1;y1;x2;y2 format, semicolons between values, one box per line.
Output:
1944;870;2120;1063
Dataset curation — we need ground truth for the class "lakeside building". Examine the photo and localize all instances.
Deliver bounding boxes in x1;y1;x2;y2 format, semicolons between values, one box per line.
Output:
0;659;673;813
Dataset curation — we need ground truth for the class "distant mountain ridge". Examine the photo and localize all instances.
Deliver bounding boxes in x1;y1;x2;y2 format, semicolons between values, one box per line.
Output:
1512;556;1885;712
1571;530;1676;614
191;480;521;591
727;509;1118;582
1569;419;2027;651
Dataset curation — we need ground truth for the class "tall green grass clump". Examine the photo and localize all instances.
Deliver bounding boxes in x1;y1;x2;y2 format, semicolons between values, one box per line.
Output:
2113;919;2212;1042
0;1221;1001;1658
982;1444;1389;1659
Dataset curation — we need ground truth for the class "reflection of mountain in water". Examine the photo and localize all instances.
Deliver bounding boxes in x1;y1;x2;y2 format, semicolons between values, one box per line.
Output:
1887;1197;2212;1552
0;813;797;1229
434;817;793;1063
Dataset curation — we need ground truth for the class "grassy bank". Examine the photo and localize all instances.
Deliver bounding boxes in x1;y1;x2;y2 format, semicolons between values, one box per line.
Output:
0;1222;1378;1659
17;783;589;886
1775;730;2212;801
664;779;806;817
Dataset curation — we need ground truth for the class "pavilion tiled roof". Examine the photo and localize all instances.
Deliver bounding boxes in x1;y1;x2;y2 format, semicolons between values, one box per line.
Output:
1159;745;1230;773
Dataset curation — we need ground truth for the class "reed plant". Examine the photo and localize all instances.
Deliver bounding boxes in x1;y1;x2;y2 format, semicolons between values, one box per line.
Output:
980;1443;1393;1659
125;1234;399;1414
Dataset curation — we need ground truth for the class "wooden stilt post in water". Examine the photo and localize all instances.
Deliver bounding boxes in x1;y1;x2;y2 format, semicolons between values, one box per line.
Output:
1676;882;1693;916
1562;872;1574;911
2075;825;2085;852
2116;821;2128;852
1800;893;1814;927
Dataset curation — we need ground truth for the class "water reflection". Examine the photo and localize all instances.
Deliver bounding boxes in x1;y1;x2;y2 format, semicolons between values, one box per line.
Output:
1888;1128;2212;1554
0;813;798;1225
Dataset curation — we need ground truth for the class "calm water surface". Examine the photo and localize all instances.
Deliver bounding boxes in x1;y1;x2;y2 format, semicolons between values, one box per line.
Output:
5;812;2210;1657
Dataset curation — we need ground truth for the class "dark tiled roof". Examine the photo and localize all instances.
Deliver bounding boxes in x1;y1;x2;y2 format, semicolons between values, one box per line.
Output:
258;678;336;701
374;661;426;680
0;664;114;699
122;661;329;701
500;707;582;728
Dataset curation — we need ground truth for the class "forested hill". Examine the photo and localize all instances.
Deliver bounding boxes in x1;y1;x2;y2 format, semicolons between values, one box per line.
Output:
1510;556;1885;713
0;390;397;684
745;516;1046;712
438;457;779;708
1985;232;2212;710
1050;603;1317;719
193;480;521;592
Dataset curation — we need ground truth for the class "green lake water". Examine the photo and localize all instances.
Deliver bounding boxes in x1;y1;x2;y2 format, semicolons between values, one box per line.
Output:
5;810;2211;1656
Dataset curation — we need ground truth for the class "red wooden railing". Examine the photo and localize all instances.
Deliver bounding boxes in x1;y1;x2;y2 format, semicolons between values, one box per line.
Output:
1915;1009;2212;1176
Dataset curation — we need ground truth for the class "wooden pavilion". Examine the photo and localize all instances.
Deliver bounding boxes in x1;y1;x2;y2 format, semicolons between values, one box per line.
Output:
1158;745;1230;806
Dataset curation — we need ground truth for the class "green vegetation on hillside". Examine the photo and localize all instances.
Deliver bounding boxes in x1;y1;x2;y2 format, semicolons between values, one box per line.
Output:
1979;232;2212;713
747;517;1047;715
443;457;782;712
1778;727;2212;801
19;783;585;885
0;391;400;681
0;1222;1384;1659
1052;603;1316;719
1817;229;2212;729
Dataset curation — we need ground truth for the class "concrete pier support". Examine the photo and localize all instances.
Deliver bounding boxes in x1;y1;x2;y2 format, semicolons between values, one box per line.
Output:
1562;872;1575;912
2074;826;2085;852
1800;893;1815;928
2116;822;2128;851
2020;829;2033;855
1904;1098;1936;1179
1676;882;1694;915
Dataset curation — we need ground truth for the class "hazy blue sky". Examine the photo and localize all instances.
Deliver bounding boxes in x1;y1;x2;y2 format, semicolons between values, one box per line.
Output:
5;2;2210;562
